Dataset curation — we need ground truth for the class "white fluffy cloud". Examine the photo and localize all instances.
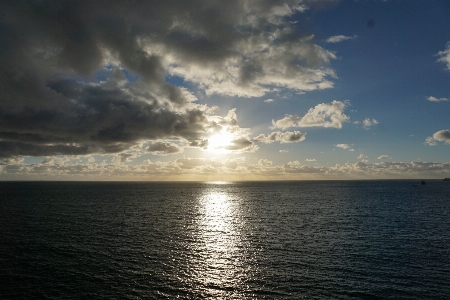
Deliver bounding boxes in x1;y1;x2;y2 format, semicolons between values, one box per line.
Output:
425;137;437;146
362;118;379;129
377;155;391;160
336;143;350;149
427;96;448;102
437;42;450;70
336;143;354;151
271;100;350;129
258;159;273;166
425;129;450;146
326;35;358;43
358;154;368;160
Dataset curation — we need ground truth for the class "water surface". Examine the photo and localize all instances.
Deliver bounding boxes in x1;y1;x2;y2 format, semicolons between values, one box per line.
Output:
1;180;449;299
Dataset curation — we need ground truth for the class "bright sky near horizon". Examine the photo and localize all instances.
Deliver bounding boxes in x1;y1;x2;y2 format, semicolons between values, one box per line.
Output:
1;0;449;180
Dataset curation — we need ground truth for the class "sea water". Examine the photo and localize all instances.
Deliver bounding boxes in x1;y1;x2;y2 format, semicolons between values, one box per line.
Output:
1;180;449;299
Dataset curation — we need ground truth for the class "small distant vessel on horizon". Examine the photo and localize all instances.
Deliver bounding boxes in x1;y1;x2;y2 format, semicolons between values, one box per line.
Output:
421;180;426;185
443;178;450;181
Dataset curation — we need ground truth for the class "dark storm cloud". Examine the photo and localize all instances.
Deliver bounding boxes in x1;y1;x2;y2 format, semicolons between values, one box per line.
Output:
0;78;208;157
0;0;334;157
0;141;90;157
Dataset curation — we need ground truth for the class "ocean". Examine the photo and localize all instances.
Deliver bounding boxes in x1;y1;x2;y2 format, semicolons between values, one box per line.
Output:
1;180;449;299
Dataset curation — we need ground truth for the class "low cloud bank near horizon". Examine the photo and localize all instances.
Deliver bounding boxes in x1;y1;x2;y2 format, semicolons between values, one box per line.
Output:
2;156;449;180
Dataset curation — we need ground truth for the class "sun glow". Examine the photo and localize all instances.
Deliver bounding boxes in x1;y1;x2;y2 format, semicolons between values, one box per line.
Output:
207;131;234;152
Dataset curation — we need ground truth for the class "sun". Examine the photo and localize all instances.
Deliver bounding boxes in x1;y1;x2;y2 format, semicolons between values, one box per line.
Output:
207;131;234;152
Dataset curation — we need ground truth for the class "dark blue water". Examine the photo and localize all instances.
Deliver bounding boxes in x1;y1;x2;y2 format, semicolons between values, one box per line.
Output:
1;180;449;299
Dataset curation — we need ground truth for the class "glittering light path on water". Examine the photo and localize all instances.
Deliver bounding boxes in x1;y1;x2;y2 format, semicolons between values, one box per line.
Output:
188;188;258;298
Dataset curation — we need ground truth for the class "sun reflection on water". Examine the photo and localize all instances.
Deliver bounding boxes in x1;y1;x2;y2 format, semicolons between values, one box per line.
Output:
204;181;233;185
199;190;238;256
191;187;251;297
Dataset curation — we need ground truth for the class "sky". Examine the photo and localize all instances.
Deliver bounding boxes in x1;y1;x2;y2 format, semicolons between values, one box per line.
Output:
1;0;450;181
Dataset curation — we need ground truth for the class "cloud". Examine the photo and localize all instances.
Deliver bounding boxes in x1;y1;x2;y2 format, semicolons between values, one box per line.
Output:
3;155;450;180
253;131;306;144
163;2;337;97
437;42;450;70
258;159;273;166
329;161;450;178
264;99;274;103
362;118;379;129
206;109;258;153
326;35;358;43
425;129;450;146
188;139;208;148
425;136;437;146
427;96;448;102
432;129;450;144
0;73;211;157
224;137;259;153
336;143;350;149
305;158;316;161
0;0;338;159
0;157;25;165
336;143;353;151
377;155;391;160
169;37;336;97
112;152;139;164
271;100;349;129
146;142;183;156
284;161;326;174
357;154;368;161
175;158;208;170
